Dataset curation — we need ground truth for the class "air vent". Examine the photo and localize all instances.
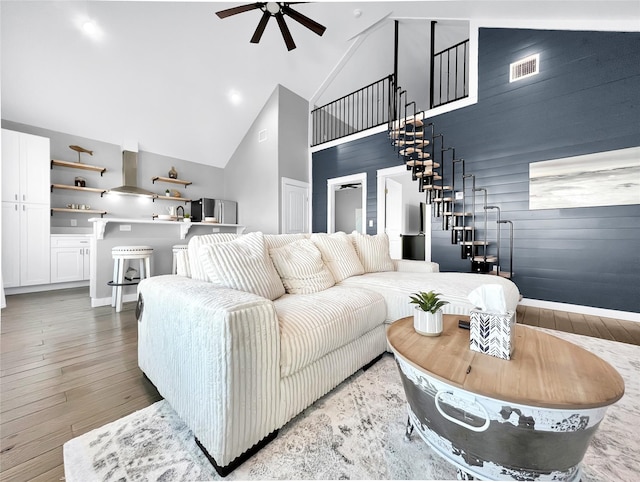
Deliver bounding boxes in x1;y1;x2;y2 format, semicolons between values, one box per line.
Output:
510;54;539;82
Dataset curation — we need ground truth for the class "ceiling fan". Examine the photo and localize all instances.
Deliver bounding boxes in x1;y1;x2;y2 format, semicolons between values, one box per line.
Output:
215;2;326;51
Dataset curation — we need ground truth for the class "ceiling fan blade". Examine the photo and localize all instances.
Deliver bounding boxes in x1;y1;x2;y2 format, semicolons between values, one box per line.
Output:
276;13;296;51
281;5;326;36
216;3;263;19
250;11;271;43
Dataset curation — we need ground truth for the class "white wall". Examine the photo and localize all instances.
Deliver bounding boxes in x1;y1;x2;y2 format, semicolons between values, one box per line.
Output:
224;88;280;234
224;84;309;234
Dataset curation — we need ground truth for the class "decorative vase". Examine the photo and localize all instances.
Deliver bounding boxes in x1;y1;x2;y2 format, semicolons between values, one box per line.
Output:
413;307;443;336
168;166;178;179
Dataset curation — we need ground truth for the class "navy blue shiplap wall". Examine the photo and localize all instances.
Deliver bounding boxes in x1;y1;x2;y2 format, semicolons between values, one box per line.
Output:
312;28;640;312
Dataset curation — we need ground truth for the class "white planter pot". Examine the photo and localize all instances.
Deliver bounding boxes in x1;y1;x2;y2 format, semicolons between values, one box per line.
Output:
414;307;443;336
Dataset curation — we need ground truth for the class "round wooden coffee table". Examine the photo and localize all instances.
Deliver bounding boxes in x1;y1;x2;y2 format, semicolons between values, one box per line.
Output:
387;315;624;481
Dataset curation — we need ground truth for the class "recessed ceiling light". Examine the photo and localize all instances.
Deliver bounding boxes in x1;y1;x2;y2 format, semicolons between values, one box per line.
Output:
229;91;242;105
82;20;97;35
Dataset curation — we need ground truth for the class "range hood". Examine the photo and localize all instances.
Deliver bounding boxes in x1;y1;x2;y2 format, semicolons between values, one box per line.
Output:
108;150;156;197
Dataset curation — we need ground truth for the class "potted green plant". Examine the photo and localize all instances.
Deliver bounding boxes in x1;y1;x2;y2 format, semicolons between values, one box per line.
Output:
183;213;191;223
165;188;171;197
409;291;449;336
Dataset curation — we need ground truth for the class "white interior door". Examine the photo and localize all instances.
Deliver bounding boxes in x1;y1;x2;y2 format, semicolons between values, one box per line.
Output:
385;178;403;259
282;178;309;234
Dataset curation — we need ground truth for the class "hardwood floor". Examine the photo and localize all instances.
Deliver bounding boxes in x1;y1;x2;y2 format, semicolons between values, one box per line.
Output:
1;288;638;480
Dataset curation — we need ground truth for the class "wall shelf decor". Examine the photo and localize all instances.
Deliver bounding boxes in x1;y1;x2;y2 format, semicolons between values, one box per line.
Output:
51;184;107;196
152;195;191;204
151;176;192;187
51;207;107;217
51;159;106;176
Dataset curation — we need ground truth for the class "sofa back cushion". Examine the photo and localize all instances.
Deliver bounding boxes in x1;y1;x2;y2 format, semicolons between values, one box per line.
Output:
188;233;238;282
200;232;286;300
310;232;365;282
264;233;309;251
269;239;335;294
351;231;395;273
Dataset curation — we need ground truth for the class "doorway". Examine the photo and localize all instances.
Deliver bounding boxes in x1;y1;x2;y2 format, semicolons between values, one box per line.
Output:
327;173;367;234
377;165;431;261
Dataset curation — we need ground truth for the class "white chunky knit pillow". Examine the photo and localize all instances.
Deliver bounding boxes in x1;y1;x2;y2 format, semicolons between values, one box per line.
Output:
199;232;285;300
350;231;395;273
310;232;365;282
269;239;335;294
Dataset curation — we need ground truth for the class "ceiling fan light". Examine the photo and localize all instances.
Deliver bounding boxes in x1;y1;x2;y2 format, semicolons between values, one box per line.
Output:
266;2;280;15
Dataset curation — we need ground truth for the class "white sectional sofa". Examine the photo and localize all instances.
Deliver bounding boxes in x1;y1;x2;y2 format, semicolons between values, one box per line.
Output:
137;231;520;475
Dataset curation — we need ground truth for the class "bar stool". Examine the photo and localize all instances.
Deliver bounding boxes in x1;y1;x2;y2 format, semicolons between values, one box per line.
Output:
172;244;188;274
109;246;153;313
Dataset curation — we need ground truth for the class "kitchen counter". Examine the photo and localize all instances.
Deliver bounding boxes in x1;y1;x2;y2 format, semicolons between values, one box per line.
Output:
89;217;245;239
88;217;245;307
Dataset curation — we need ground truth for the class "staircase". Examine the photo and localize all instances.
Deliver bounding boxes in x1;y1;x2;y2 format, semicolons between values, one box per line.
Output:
389;89;514;279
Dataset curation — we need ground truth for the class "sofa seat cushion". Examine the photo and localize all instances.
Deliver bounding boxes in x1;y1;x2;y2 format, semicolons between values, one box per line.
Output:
339;272;521;322
275;286;386;378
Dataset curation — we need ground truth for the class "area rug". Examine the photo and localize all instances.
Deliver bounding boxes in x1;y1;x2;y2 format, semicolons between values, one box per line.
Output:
64;329;639;481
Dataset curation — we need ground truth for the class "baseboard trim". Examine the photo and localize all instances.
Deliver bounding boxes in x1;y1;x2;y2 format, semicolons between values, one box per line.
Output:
520;298;639;323
5;281;89;295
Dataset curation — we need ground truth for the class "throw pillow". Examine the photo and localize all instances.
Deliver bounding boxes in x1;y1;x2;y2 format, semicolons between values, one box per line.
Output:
351;231;395;273
310;232;365;282
188;233;238;282
269;239;335;294
199;232;285;300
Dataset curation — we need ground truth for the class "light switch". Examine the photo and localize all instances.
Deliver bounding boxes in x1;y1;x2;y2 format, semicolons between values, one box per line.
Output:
368;220;374;227
120;225;131;231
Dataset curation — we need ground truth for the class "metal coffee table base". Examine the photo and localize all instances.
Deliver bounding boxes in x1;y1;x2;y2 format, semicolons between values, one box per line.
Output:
396;356;607;481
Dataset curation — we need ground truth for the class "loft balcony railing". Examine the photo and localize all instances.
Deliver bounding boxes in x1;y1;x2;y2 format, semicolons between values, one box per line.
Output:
311;75;394;147
431;39;469;108
310;37;470;146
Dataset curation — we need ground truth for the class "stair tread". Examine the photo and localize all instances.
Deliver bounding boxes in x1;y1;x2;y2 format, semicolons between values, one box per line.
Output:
402;118;424;127
432;197;453;202
406;160;439;168
395;139;430;147
401;151;430;159
461;241;490;246
442;212;473;216
473;256;498;262
452;226;473;230
416;172;442;180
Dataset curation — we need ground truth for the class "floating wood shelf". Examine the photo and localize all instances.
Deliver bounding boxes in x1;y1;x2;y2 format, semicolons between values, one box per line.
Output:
51;184;106;196
153;195;191;204
151;176;192;187
51;159;106;176
51;208;107;217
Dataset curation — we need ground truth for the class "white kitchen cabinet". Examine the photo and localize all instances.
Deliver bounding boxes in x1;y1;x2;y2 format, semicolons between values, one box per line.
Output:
1;129;51;288
50;236;91;283
1;202;21;288
2;129;50;204
2;202;51;287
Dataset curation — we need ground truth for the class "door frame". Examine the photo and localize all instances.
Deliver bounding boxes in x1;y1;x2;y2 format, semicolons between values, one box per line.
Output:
327;172;367;233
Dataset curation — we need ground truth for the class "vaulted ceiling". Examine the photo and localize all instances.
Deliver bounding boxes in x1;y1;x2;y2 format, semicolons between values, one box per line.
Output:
2;1;638;168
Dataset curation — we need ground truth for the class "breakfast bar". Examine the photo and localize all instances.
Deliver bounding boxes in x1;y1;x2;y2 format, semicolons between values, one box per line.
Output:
88;217;245;308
